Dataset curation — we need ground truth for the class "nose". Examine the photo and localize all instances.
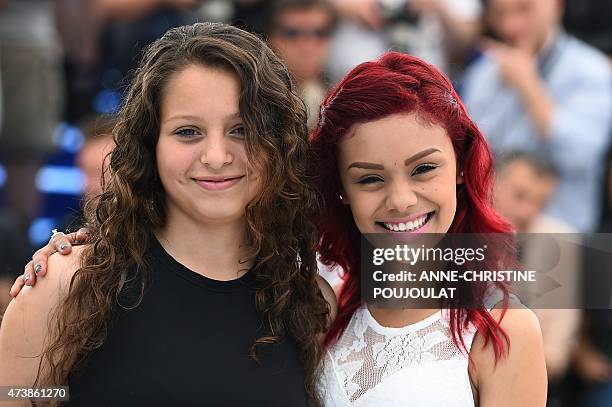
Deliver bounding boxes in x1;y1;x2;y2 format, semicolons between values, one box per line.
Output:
201;133;233;170
300;35;325;48
385;179;418;213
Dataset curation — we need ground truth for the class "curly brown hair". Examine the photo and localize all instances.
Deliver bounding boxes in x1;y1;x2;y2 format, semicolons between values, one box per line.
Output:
38;23;330;405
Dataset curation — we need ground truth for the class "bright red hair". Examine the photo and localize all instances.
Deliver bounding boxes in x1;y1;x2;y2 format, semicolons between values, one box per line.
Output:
311;52;513;359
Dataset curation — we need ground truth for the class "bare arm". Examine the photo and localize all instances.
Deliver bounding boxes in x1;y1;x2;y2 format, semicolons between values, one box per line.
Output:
514;76;555;138
470;304;548;407
0;249;82;397
482;40;554;138
533;309;580;380
9;229;89;297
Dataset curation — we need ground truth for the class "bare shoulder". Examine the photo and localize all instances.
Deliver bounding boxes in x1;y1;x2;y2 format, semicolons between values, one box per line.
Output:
469;299;547;406
4;244;86;322
0;245;87;387
316;275;338;323
46;244;87;286
25;244;86;300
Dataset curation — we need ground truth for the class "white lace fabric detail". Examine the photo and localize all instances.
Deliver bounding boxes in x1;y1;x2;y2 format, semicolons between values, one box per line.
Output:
327;306;473;403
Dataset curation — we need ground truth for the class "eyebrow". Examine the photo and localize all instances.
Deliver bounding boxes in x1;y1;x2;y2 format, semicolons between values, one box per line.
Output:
163;112;242;123
404;147;441;166
347;147;442;171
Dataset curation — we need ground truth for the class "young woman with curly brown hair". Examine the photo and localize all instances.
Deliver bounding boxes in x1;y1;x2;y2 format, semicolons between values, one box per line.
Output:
0;23;335;406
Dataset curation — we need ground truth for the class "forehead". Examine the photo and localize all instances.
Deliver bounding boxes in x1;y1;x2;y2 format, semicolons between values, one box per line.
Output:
488;0;552;12
339;113;453;161
160;64;241;120
504;160;555;185
504;160;536;180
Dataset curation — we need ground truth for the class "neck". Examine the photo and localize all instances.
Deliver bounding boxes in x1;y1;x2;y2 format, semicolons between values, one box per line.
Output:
155;210;254;281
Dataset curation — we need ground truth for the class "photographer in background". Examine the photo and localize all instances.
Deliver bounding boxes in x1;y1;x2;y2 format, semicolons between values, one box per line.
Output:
265;0;338;129
327;0;482;82
462;0;612;233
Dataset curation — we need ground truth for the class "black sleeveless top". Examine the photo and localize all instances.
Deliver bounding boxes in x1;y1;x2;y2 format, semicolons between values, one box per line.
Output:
66;239;308;407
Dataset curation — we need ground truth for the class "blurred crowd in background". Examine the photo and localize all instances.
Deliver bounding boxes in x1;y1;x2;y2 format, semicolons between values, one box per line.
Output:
0;0;611;405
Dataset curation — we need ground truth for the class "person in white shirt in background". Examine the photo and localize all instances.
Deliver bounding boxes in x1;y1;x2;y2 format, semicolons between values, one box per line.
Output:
327;0;482;82
462;0;612;233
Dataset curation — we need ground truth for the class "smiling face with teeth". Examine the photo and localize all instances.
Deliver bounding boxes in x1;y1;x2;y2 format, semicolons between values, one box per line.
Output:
337;112;462;236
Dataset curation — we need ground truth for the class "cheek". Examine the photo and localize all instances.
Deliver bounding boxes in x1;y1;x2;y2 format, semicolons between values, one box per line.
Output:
156;146;191;184
156;151;172;172
305;44;327;60
275;43;297;62
347;190;382;226
445;182;458;211
155;160;175;190
426;176;457;219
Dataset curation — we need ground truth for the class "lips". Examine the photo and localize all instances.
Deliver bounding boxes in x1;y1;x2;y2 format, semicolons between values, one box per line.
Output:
194;175;245;191
376;211;435;233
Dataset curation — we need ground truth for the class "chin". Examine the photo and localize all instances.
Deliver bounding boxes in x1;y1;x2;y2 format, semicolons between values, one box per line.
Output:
196;207;246;223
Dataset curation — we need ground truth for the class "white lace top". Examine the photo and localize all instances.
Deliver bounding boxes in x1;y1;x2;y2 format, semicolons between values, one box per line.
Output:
318;305;481;406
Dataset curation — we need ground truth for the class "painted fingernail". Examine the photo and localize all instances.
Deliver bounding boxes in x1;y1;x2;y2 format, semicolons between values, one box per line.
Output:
35;264;42;274
24;274;30;283
60;244;68;252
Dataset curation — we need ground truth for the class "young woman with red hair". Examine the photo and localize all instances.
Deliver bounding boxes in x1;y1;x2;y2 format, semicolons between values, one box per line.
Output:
10;51;546;406
310;52;546;406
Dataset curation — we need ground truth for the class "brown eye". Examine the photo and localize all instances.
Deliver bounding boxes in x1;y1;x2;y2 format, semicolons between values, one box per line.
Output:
357;176;384;185
412;164;437;176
